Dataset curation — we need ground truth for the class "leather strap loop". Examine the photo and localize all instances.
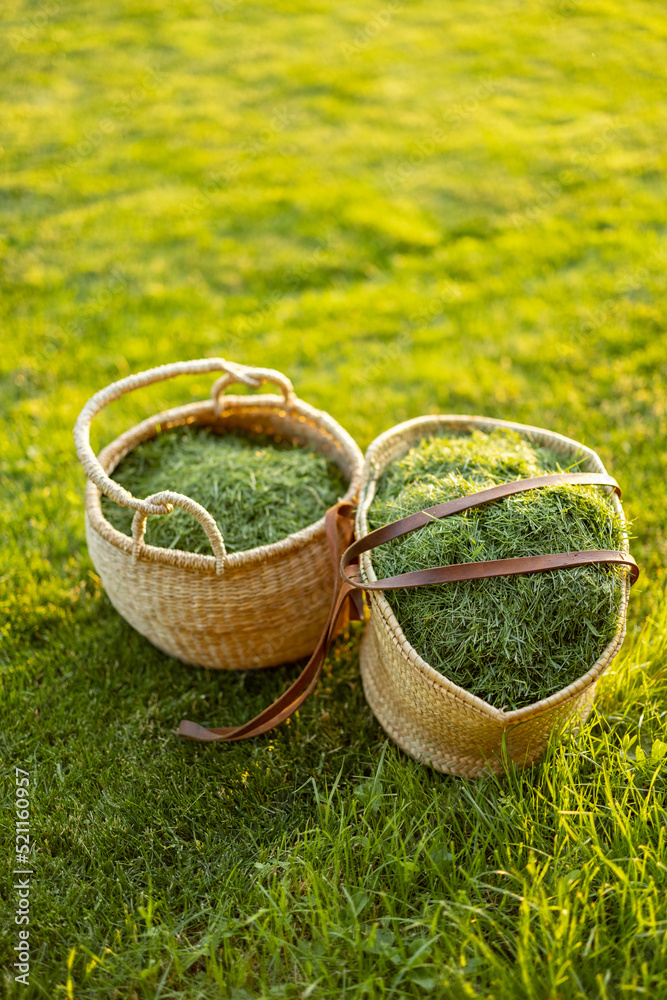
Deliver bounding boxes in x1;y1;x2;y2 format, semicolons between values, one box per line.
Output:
177;471;638;745
342;473;620;570
178;501;360;742
344;549;639;590
341;471;638;590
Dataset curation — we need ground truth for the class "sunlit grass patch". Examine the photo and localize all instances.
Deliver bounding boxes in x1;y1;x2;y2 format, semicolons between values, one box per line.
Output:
1;0;666;996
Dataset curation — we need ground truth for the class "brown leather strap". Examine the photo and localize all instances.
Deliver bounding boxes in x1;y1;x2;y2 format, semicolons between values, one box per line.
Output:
177;472;638;745
343;549;639;589
178;501;360;742
340;472;639;590
343;473;621;567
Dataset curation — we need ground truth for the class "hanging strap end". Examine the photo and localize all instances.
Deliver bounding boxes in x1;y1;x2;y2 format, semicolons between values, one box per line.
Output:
178;719;224;742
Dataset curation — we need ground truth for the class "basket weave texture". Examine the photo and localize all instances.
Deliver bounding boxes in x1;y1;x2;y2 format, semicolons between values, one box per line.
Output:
356;415;632;778
75;359;363;670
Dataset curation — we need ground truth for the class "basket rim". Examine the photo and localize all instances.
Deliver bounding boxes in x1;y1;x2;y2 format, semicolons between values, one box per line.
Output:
356;413;632;725
86;393;363;572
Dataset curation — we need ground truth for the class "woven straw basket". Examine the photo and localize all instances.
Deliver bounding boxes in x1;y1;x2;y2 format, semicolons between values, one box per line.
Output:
74;359;363;670
355;415;633;778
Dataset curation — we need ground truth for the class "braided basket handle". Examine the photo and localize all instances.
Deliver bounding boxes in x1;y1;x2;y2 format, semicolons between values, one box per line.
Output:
73;358;296;517
132;491;228;574
210;366;293;416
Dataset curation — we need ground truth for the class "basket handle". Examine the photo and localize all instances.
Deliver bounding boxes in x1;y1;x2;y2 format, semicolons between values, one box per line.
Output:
211;366;294;416
73;358;295;516
131;491;227;574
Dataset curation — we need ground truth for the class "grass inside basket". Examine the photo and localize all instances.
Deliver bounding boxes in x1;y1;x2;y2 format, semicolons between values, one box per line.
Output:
102;425;348;554
367;428;626;710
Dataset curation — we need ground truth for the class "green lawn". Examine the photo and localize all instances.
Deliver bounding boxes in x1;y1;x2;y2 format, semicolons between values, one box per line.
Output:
2;0;667;996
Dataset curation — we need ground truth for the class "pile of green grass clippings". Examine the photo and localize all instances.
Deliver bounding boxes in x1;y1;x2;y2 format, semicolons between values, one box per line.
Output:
367;429;625;709
102;426;347;554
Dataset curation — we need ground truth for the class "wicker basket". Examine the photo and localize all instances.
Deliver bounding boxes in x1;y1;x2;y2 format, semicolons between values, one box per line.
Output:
354;415;635;777
74;359;363;670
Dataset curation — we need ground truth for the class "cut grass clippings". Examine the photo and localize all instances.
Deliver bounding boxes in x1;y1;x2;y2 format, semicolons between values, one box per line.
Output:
101;425;348;553
367;429;626;709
